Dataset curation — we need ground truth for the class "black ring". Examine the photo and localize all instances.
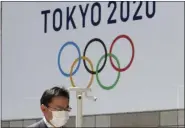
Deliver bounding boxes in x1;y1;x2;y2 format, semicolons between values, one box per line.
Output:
83;38;107;74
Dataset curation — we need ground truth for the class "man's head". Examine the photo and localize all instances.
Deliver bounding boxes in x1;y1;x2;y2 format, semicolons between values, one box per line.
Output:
40;86;70;127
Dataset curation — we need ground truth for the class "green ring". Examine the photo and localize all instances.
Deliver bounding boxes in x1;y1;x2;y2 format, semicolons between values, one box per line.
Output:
96;53;121;90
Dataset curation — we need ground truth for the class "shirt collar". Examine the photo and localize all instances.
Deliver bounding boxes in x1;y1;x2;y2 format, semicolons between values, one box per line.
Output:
43;117;53;128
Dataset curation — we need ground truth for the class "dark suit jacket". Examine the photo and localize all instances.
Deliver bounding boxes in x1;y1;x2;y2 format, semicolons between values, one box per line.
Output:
28;119;48;128
27;119;65;128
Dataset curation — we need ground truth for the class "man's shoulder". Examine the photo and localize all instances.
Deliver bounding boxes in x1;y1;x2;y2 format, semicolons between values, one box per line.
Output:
27;119;47;128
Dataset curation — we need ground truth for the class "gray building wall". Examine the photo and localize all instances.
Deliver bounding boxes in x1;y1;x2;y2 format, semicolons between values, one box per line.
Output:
2;109;184;127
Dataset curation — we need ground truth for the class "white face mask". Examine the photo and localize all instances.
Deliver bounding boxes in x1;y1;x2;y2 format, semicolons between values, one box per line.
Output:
50;111;69;127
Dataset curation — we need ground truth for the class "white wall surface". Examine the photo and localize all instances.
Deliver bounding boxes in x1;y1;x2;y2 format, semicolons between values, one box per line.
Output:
2;2;184;120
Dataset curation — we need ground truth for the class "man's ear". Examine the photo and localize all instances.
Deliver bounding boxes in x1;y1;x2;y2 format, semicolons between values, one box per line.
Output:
40;104;47;112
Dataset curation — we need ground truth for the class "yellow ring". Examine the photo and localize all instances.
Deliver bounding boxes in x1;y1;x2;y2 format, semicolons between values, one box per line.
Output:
70;56;94;88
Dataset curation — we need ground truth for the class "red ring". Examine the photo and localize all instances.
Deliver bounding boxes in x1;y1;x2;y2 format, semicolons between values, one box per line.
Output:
109;34;135;72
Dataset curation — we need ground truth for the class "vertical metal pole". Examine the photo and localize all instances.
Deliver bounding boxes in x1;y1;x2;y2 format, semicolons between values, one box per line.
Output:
76;91;83;127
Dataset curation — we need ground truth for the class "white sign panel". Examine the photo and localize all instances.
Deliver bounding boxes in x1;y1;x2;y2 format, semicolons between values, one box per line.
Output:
2;2;184;120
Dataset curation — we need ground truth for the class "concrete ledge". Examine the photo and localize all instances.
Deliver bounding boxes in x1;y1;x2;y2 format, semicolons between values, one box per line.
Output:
178;109;184;126
135;111;160;127
95;115;111;127
160;110;178;126
2;109;184;127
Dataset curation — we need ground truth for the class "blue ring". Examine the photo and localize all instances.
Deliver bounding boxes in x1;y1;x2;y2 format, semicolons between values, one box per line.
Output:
58;41;81;77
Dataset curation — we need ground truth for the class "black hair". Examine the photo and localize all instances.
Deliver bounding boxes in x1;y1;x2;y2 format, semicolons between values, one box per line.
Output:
40;86;70;107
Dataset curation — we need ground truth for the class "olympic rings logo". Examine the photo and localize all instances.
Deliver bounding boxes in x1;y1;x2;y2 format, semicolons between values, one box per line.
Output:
57;34;135;90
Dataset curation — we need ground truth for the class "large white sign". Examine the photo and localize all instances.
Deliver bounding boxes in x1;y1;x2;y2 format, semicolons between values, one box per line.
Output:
2;2;184;120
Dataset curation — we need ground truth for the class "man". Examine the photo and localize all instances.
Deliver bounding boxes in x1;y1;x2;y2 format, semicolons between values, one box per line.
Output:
28;86;71;128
